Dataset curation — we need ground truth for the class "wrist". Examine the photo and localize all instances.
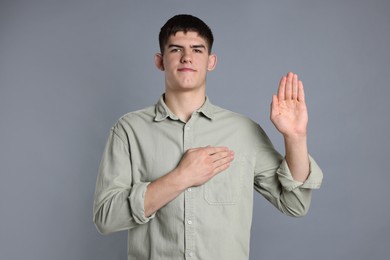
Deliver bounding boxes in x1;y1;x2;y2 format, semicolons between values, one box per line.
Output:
283;133;307;143
169;168;191;191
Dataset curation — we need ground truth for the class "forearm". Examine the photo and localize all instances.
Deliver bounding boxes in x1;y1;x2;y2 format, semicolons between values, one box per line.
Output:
284;135;310;182
144;169;188;217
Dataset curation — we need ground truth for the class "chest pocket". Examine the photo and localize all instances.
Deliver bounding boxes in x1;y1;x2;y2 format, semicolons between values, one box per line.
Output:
203;156;249;205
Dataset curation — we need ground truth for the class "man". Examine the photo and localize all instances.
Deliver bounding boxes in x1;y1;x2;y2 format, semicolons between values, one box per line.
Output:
93;14;323;260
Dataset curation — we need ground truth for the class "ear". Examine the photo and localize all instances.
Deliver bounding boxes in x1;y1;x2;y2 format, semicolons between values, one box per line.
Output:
154;53;164;71
207;54;217;71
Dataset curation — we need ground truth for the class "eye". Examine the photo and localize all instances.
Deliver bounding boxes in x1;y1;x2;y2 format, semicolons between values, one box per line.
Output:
193;49;203;53
170;48;182;53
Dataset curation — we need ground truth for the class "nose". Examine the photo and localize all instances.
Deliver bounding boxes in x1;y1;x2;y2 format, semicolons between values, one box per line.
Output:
180;50;192;63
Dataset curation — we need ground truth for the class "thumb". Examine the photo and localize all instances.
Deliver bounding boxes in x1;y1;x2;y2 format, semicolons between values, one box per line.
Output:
270;95;280;118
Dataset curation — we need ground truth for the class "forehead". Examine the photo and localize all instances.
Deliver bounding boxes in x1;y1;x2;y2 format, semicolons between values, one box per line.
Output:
165;31;208;48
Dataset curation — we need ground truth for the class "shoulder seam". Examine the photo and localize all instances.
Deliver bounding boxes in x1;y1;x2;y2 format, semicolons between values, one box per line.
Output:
111;127;127;145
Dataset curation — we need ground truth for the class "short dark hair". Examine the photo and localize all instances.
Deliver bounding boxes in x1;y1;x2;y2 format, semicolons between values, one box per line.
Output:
158;14;214;54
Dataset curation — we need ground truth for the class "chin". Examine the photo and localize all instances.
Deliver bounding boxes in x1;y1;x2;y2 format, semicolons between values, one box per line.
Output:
176;81;197;90
167;80;204;92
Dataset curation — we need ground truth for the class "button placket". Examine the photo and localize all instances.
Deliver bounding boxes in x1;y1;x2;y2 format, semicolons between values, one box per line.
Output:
183;116;196;258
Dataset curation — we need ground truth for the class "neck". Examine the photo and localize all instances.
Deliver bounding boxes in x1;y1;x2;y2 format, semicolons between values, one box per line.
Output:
164;89;206;122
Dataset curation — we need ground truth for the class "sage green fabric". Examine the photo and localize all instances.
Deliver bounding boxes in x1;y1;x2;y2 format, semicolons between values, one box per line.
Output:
93;95;323;260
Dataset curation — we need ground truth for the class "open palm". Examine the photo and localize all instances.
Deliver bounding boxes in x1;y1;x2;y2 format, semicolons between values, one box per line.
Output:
270;72;308;138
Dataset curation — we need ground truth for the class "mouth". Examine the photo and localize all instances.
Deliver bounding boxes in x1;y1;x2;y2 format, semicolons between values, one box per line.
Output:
178;68;196;72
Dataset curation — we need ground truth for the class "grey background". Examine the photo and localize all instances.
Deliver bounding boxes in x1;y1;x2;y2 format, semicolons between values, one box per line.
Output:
1;0;389;259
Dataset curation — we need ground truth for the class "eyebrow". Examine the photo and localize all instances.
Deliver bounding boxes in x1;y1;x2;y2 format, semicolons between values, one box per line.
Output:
167;44;206;50
190;44;206;49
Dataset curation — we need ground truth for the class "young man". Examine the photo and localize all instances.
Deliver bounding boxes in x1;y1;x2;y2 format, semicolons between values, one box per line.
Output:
93;14;323;260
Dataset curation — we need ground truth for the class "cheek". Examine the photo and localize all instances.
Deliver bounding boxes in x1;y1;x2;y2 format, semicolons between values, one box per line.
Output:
163;56;177;68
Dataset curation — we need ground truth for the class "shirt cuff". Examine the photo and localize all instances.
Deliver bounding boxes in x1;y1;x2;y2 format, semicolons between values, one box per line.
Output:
128;182;156;224
277;155;323;192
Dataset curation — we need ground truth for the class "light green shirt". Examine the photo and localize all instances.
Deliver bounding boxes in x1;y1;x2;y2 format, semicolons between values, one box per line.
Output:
93;95;323;260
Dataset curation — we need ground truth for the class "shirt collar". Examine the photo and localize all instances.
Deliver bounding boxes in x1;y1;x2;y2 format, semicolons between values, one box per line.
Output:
154;94;215;122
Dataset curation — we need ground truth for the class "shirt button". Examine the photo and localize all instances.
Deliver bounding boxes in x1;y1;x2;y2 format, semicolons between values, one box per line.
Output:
187;220;192;225
187;188;192;192
188;251;194;257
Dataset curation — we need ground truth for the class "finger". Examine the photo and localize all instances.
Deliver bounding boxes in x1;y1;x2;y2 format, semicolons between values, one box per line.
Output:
212;156;234;174
298;80;305;102
210;150;234;163
270;94;280;118
277;76;286;101
285;72;293;100
205;146;229;155
292;74;298;100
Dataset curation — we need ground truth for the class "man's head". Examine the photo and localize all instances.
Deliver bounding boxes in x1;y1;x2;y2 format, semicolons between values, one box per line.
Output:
155;15;217;94
159;14;214;55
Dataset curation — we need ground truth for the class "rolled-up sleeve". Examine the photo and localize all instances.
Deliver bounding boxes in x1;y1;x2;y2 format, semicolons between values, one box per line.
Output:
93;127;155;235
277;155;323;191
254;152;323;217
129;182;156;224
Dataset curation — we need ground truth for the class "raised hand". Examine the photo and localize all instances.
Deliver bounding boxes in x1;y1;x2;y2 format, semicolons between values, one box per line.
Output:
270;72;308;138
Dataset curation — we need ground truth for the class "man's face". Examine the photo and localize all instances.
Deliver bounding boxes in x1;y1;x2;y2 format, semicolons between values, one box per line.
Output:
155;31;217;93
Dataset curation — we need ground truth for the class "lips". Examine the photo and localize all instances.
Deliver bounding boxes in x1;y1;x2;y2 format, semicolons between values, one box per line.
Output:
178;68;196;72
